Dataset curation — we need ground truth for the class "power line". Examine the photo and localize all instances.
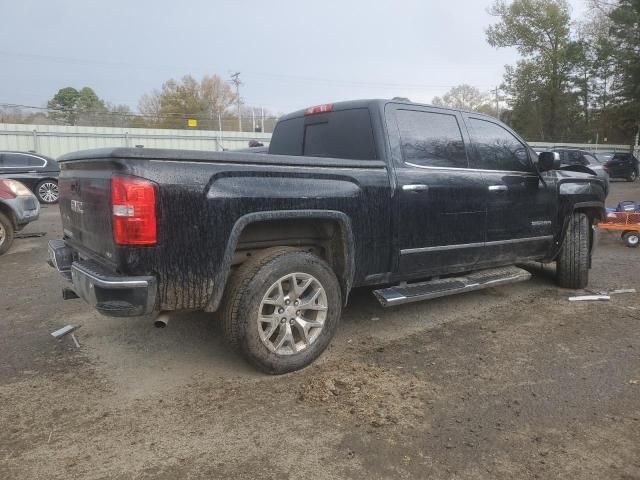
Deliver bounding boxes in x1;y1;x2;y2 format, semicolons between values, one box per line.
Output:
0;102;278;121
0;49;497;92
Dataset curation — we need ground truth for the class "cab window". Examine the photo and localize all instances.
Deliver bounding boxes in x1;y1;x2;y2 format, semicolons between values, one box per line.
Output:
468;118;533;172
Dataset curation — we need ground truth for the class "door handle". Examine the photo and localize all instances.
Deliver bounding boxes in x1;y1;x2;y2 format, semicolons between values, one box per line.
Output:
402;184;428;192
488;185;508;192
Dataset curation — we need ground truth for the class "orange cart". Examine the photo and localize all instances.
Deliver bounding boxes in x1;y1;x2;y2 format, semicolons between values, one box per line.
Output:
598;210;640;248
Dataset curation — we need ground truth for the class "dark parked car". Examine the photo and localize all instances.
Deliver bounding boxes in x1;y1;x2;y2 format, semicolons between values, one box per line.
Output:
0;151;60;203
550;148;610;189
594;151;639;182
48;99;606;373
0;178;40;255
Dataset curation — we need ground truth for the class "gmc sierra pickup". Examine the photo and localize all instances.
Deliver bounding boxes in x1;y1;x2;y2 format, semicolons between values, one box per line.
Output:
48;99;607;373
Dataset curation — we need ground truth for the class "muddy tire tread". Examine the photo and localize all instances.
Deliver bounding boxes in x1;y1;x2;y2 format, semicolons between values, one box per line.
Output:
556;212;590;289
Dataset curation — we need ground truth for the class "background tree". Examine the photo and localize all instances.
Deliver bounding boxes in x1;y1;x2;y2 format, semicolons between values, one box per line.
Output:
47;87;80;125
608;0;640;140
432;84;496;115
46;86;108;126
139;74;236;129
486;0;580;141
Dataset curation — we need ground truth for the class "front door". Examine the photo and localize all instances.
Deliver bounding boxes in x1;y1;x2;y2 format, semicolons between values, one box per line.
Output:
463;115;557;265
388;105;487;277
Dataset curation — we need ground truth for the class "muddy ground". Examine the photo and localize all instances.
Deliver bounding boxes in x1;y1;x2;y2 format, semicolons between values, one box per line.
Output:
1;180;639;480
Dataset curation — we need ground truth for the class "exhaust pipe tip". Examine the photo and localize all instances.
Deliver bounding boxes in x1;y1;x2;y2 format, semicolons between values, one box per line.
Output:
154;312;169;328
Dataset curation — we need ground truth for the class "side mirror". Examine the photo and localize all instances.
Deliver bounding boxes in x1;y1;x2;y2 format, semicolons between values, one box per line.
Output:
537;151;561;172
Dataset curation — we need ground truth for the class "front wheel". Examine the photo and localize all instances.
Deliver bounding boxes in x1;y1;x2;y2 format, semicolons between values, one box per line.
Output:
221;247;342;374
0;211;15;255
35;179;59;204
628;170;638;182
556;212;590;289
622;231;639;248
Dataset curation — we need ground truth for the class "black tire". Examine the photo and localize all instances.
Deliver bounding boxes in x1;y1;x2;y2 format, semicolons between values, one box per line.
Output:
556;212;590;289
220;247;342;374
622;231;639;248
0;211;15;256
35;179;59;204
628;170;638;182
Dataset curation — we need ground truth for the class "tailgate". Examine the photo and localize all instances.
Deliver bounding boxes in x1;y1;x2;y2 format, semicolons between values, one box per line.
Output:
58;165;116;261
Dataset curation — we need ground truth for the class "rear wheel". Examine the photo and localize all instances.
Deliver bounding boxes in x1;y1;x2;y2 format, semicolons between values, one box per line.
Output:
0;212;15;256
35;179;59;204
221;247;342;374
556;212;590;289
622;231;639;248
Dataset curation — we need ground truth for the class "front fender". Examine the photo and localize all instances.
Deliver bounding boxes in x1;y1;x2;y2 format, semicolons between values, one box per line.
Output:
548;178;606;262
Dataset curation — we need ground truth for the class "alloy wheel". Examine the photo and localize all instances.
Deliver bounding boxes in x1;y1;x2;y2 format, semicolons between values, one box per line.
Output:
38;182;59;203
258;272;328;355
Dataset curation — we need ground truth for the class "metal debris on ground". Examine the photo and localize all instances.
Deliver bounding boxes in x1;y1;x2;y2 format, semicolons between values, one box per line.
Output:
51;325;81;348
568;295;611;302
15;232;47;239
609;288;636;295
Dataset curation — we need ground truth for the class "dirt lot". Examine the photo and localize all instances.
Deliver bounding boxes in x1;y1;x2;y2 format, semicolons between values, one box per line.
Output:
1;180;639;480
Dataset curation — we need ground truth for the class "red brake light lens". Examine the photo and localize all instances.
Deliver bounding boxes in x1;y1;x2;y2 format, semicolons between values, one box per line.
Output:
304;103;333;116
111;176;157;245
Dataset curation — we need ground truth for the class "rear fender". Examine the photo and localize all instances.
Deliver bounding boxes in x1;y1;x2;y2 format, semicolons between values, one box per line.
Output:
205;210;355;312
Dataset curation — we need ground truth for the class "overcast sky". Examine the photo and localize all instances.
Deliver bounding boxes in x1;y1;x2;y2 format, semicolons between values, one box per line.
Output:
0;0;588;115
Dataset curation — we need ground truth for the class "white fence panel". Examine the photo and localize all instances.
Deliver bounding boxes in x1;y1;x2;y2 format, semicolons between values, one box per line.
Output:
0;123;272;159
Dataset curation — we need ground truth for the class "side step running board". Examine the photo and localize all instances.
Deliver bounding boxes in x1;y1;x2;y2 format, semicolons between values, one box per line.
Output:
373;266;531;307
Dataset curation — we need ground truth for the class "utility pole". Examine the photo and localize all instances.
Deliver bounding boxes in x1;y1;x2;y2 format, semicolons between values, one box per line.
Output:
261;106;265;133
230;72;242;131
495;86;500;119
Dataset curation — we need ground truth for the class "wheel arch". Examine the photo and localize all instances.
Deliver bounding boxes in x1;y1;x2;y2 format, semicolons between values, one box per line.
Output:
206;210;356;312
0;201;16;228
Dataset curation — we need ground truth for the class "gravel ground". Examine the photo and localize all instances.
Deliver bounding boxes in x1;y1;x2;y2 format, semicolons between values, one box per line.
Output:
1;179;639;479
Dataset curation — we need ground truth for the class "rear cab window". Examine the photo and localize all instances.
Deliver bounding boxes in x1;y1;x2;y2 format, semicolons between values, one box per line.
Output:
268;108;377;160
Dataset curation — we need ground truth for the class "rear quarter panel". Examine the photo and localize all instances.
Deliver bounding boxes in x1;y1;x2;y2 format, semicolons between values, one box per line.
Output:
120;159;392;311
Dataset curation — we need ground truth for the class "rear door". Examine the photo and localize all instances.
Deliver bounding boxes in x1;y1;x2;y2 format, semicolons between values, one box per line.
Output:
463;115;556;265
2;153;41;190
387;104;487;276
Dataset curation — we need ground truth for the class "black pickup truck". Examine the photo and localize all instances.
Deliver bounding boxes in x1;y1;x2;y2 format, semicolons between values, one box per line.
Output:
48;99;606;373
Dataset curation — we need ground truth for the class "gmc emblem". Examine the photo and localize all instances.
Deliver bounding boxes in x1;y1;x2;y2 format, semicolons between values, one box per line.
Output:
70;199;84;214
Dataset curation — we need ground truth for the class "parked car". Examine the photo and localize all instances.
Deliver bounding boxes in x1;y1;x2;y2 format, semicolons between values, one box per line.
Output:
0;178;40;255
0;151;60;203
550;148;610;190
594;151;639;182
48;99;607;374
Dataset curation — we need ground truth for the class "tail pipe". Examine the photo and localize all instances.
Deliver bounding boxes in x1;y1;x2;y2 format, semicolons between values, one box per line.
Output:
154;311;170;328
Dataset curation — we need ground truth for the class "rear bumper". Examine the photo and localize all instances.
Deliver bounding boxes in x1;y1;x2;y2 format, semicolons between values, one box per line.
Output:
48;239;157;317
3;195;40;226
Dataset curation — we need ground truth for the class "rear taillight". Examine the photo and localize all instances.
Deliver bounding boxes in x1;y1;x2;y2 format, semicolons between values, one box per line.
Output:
111;176;157;245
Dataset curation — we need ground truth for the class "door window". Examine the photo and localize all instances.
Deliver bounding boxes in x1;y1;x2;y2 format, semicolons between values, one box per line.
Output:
2;154;44;167
468;118;533;172
396;109;468;168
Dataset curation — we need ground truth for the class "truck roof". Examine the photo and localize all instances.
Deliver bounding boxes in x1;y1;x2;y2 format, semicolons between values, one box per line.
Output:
279;98;493;121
